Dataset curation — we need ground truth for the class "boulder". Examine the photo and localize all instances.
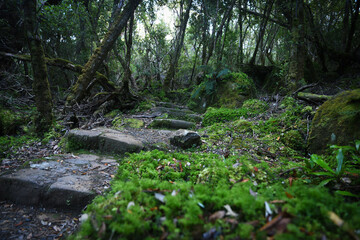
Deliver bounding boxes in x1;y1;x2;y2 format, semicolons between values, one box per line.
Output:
150;119;195;130
308;89;360;153
170;130;202;149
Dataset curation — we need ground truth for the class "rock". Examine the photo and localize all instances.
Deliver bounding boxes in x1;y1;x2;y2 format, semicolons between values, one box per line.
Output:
149;119;195;130
0;154;117;209
66;128;143;154
151;107;202;122
170;130;202;149
308;89;360;153
0;169;54;205
45;175;96;209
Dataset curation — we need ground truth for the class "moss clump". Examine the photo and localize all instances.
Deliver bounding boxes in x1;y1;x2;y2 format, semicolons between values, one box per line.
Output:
202;107;248;126
282;130;306;151
112;117;144;130
0;108;25;136
308;89;360;154
242;99;269;113
188;71;256;112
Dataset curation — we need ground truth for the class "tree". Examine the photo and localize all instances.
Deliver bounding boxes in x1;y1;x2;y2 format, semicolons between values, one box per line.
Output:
66;0;142;107
163;0;193;92
23;0;53;134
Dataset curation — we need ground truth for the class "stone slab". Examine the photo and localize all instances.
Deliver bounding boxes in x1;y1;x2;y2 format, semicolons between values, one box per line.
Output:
150;119;195;130
45;175;96;209
0;169;54;205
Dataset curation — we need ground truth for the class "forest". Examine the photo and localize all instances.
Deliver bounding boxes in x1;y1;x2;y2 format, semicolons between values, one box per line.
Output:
0;0;360;239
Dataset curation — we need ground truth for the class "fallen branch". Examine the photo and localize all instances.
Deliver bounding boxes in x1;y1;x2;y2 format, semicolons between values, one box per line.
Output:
296;92;332;103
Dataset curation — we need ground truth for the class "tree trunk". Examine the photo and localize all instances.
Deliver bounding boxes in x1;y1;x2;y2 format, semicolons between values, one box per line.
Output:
23;0;53;135
66;0;142;107
163;0;193;92
249;0;274;65
287;0;305;91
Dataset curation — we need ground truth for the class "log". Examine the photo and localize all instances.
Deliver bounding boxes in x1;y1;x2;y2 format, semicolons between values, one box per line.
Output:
297;92;332;103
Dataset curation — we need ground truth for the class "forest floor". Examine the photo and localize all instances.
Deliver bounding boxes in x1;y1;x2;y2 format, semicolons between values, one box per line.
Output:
1;95;359;239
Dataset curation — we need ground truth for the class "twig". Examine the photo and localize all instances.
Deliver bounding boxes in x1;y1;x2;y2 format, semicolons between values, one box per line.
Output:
292;83;318;96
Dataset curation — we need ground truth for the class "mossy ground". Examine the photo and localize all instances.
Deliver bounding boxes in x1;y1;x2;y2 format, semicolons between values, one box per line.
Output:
70;97;360;239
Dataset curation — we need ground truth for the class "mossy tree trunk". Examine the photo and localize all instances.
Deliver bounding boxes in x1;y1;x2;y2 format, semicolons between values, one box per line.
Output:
66;0;142;107
287;0;305;92
23;0;53;134
163;0;193;92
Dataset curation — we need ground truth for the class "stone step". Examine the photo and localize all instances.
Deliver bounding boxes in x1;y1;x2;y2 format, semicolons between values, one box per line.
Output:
151;107;203;123
0;154;118;209
149;119;195;130
67;127;144;154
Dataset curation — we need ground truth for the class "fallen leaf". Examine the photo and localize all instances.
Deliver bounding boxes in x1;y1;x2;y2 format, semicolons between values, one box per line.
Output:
265;201;273;220
328;211;344;227
98;222;106;237
209;211;226;221
224;218;239;225
288;177;294;187
254;166;259;172
103;215;113;220
14;221;23;227
276;136;280;141
241;178;250;183
285;192;294;199
53;225;61;232
229;178;236;183
249;188;257;198
270;200;286;204
150;207;158;211
127;201;135;209
224;205;238;217
260;210;292;236
155;193;166;203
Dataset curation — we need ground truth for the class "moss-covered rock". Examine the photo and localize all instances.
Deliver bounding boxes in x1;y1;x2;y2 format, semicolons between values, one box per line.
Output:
308;89;360;154
188;71;256;113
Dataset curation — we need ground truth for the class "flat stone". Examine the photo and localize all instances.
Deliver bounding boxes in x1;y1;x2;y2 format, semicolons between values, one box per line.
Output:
170;130;202;149
150;119;195;130
0;169;54;205
99;132;143;154
67;129;102;150
66;128;143;154
45;175;96;209
151;107;202;122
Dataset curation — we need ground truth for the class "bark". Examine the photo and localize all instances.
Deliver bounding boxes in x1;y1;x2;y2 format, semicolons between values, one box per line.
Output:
249;0;274;65
23;0;53;134
205;0;236;65
163;0;193;92
287;0;305;91
66;0;142;106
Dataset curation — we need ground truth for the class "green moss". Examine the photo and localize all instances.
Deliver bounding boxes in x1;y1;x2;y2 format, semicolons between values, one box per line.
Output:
282;130;306;151
242;99;269;113
70;150;360;240
0;134;39;159
308;89;360;154
112;117;144;130
0;108;25;136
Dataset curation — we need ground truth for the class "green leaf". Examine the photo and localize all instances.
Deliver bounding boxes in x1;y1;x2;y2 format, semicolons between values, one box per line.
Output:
312;172;335;177
335;148;344;176
310;154;335;174
335;190;360;198
318;178;333;187
355;140;360;151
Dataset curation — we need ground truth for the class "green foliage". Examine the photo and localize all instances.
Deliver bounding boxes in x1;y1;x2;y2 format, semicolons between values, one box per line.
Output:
297;140;360;189
0;108;27;136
